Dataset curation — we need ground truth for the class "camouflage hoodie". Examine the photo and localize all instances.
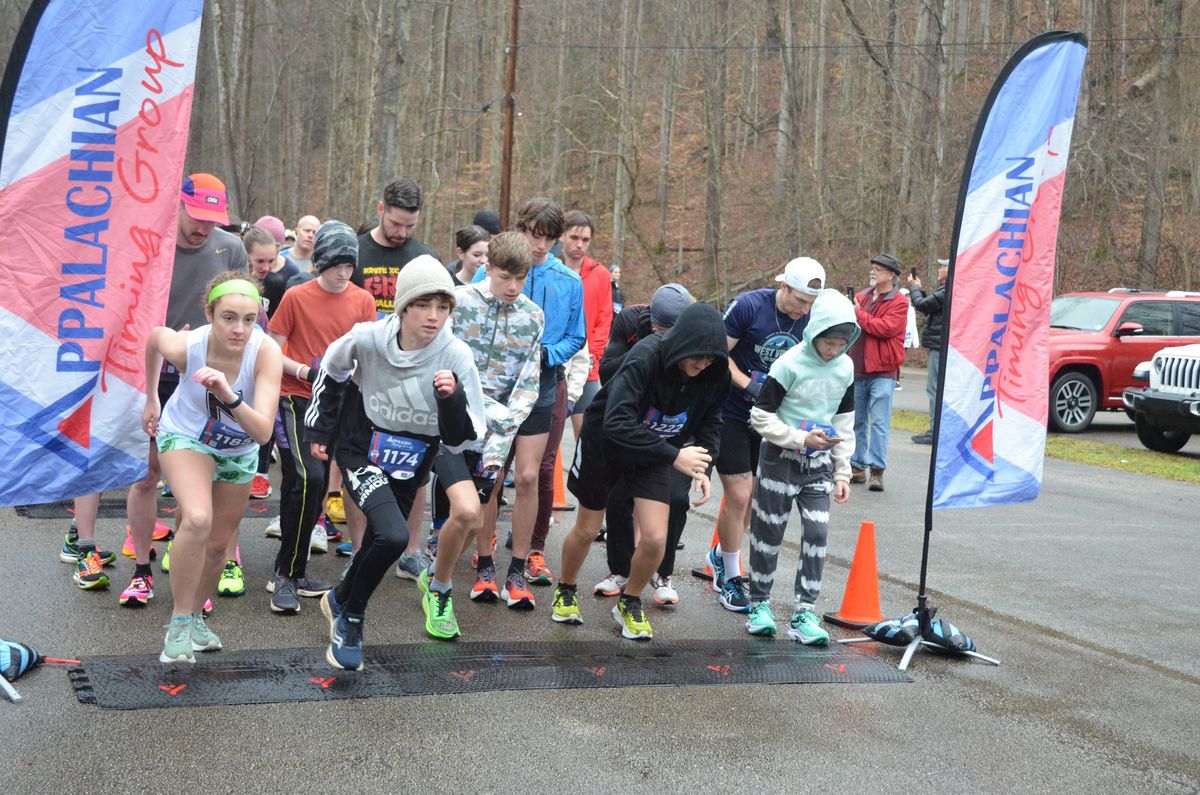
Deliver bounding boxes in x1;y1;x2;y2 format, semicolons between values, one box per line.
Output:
451;281;545;469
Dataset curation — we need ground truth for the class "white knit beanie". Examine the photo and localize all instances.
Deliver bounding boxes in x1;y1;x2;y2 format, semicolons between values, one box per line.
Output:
393;255;456;313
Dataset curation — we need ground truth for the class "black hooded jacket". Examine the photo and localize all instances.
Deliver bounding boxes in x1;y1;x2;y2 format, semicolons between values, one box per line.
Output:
583;302;731;469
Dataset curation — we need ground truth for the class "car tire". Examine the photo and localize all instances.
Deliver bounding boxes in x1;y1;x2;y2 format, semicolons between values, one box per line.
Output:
1133;413;1191;453
1050;371;1098;433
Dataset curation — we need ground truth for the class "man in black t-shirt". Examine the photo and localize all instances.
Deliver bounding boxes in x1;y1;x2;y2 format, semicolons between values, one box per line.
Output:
352;177;439;316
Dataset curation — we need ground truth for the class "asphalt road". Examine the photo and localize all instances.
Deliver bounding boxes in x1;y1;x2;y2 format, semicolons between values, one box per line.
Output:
2;377;1197;792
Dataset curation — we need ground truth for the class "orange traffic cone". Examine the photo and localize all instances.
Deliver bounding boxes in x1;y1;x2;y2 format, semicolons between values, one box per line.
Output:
552;448;575;512
690;497;725;581
823;520;884;629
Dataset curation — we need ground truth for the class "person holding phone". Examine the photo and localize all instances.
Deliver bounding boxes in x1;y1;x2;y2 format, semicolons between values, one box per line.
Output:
742;289;860;643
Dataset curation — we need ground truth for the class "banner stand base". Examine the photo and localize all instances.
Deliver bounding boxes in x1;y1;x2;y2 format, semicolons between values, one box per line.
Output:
838;636;1001;671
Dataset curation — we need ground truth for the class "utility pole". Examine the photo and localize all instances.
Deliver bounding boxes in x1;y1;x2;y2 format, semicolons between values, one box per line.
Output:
499;0;520;229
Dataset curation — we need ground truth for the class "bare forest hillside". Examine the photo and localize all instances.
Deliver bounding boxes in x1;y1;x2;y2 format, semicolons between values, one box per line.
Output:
1;0;1196;305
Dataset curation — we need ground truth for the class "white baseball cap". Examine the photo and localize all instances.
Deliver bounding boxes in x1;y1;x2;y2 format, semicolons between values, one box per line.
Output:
775;257;826;295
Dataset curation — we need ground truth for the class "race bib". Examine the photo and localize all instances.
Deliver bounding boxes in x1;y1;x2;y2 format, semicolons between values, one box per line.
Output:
795;419;838;457
368;432;428;480
641;407;688;438
199;417;252;451
743;369;767;402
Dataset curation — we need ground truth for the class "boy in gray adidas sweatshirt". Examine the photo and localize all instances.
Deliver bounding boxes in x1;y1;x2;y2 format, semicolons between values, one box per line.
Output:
305;256;486;670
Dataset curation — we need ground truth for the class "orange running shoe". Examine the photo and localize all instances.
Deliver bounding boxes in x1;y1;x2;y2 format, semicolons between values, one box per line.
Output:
524;550;553;585
500;572;536;609
470;565;500;602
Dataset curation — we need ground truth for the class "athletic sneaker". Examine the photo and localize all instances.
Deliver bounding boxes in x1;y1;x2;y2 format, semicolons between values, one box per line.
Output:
745;601;777;636
161;540;171;573
216;561;246;597
395;550;430;581
416;567;431;594
270;574;300;614
325;493;346;524
421;588;461;640
327;613;364;671
267;574;331;598
118;574;154;607
264;515;282;538
705;544;726;591
501;572;536;609
612;598;653;640
524;550;553;585
161;481;173;498
650;574;679;606
470;535;496;569
470;565;500;602
323;516;342;543
61;535;116;566
320;588;344;641
190;612;222;652
309;524;328;554
249;474;272;500
551;585;583;624
335;541;353;557
593;573;628;597
73;550;110;590
202;598;213;616
719;575;751;613
787;609;830;645
159;615;195;664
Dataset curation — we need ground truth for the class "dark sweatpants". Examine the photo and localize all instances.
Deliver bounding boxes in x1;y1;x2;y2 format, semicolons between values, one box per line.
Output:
275;395;329;579
335;463;418;615
604;468;691;579
530;379;569;553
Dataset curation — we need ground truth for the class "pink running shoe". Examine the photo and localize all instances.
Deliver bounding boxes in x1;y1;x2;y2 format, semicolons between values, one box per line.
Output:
118;574;154;607
203;598;213;616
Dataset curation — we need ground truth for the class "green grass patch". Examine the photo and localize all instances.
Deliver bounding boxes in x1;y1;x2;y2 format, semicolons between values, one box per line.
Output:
891;409;1200;485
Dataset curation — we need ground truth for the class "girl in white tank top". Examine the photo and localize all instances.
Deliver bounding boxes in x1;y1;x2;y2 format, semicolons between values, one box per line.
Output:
142;275;282;664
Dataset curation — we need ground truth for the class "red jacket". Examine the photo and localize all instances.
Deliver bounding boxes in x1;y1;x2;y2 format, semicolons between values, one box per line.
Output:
579;256;614;381
850;285;909;377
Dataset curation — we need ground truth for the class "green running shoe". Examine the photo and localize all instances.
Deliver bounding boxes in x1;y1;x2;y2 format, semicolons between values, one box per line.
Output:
417;567;430;595
746;601;777;636
73;550;110;590
161;540;172;573
421;588;460;640
551;585;583;625
612;598;652;640
217;560;246;596
61;533;116;566
190;612;222;652
159;615;195;663
787;609;830;646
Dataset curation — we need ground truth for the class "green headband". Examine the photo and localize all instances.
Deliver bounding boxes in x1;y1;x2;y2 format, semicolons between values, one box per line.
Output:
207;278;261;305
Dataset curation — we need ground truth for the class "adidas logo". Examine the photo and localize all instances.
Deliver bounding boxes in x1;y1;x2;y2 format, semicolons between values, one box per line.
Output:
367;378;437;427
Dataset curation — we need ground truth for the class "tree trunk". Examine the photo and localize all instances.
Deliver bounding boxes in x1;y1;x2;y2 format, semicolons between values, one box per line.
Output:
1136;0;1182;288
701;0;728;297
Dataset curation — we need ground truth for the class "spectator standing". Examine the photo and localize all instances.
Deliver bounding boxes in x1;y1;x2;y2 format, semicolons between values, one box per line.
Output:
907;258;948;444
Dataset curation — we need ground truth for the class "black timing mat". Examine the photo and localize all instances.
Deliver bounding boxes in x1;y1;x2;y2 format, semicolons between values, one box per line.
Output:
69;639;908;710
14;498;279;520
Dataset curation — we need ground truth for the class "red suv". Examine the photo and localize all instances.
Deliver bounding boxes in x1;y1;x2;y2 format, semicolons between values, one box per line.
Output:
1048;289;1200;432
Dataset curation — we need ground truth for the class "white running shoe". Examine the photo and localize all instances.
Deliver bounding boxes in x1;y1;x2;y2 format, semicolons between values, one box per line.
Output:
593;573;628;597
309;524;328;554
651;574;679;606
264;515;282;538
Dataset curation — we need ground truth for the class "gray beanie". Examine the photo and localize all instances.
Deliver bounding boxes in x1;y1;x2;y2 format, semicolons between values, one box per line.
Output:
650;283;693;328
393;254;456;313
313;220;358;272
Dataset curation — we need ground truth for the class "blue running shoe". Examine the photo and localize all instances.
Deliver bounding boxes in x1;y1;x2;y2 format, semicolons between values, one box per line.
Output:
335;541;353;557
719;575;751;613
705;545;726;591
327;612;364;671
320;588;344;642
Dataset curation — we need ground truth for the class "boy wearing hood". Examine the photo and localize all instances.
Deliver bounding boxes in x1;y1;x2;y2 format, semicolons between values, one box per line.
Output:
744;289;860;643
417;231;544;638
305;257;487;670
551;303;731;640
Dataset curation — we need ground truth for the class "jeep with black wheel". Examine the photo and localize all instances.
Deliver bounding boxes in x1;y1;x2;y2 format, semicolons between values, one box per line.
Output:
1122;344;1200;453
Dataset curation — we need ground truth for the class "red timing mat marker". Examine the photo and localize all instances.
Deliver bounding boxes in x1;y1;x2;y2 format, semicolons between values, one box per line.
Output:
43;657;81;665
706;665;730;676
585;666;606;677
309;677;335;689
451;670;477;682
158;684;186;696
824;663;847;673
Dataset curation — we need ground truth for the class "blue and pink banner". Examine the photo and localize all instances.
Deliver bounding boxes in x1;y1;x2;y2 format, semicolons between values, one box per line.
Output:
0;0;204;506
932;32;1087;510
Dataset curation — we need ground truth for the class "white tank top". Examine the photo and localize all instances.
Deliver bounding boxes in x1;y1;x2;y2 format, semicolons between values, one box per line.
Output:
158;325;266;455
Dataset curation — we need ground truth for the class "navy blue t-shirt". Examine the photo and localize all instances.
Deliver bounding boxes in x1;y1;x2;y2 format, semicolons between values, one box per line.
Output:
722;288;808;421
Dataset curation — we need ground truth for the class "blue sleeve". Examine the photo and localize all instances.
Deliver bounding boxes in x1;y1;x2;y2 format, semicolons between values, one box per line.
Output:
471;266;486;284
543;278;586;367
722;294;754;340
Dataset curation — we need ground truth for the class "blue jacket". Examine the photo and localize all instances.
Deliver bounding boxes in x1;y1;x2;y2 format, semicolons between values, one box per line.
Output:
474;252;585;368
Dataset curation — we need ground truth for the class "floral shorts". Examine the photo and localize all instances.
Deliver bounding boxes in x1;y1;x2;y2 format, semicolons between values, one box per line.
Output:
156;433;258;485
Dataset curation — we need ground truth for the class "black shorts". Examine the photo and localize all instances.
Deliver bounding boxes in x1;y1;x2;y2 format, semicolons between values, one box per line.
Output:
570;379;600;416
517;402;553;436
567;430;671;511
716;418;762;476
157;377;179;412
432;448;498;504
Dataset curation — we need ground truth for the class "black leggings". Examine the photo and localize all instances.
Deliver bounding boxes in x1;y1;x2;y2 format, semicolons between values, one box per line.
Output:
335;463;417;615
275;395;329;578
604;468;691;578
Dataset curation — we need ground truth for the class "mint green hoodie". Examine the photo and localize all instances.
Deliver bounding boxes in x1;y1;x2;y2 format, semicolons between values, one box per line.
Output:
750;289;860;481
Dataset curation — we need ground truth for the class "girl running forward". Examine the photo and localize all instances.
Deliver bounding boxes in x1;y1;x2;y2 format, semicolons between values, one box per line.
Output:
143;273;283;663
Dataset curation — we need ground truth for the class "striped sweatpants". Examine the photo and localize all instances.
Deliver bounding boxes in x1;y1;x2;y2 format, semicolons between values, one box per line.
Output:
747;441;834;610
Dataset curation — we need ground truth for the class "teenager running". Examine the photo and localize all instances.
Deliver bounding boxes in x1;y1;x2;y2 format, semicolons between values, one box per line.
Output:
551;303;730;640
266;221;377;613
147;273;283;663
307;257;486;670
418;231;543;638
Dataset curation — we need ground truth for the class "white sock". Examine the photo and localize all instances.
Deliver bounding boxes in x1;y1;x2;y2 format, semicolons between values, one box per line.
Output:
722;550;741;578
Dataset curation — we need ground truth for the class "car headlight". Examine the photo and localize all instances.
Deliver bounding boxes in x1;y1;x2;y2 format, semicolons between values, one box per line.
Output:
1153;356;1163;373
